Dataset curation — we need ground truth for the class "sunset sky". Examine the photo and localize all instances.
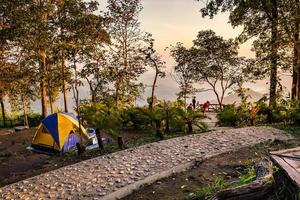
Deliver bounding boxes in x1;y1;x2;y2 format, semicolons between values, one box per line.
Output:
37;0;292;110
96;0;266;103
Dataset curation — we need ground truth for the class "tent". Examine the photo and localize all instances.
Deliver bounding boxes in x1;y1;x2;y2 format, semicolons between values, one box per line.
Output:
31;112;91;153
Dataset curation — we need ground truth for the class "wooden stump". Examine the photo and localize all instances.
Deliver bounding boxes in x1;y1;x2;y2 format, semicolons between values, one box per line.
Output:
212;157;274;200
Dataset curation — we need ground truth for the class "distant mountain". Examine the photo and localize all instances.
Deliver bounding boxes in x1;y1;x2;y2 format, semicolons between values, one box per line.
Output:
211;89;265;105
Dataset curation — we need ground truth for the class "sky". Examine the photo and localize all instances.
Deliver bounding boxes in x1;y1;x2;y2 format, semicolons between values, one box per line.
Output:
32;0;292;111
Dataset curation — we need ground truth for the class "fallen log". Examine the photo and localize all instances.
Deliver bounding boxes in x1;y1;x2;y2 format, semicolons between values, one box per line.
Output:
212;157;274;200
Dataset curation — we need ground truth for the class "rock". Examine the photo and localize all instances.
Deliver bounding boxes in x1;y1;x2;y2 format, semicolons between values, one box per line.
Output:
115;178;121;183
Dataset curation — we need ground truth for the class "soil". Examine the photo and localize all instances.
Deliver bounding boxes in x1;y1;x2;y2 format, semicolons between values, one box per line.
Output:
0;128;153;187
123;139;300;200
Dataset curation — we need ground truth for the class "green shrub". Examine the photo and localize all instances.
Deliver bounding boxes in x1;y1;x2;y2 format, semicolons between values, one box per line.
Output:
120;107;151;130
290;109;300;125
27;113;43;127
217;105;237;127
80;101;122;139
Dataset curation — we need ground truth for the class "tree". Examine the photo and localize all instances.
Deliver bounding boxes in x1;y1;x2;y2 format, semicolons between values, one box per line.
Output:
54;0;109;111
0;49;37;127
169;43;197;108
2;0;57;118
65;0;108;148
0;63;13;126
190;30;258;107
144;37;166;109
199;0;290;106
286;0;300;100
105;0;149;107
9;66;37;127
80;62;111;103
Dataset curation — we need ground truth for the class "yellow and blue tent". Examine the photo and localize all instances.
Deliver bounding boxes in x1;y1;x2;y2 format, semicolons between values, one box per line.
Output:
31;112;91;153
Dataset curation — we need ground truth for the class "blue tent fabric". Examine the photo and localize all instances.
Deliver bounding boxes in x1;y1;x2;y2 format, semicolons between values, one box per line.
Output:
62;133;79;152
42;113;60;147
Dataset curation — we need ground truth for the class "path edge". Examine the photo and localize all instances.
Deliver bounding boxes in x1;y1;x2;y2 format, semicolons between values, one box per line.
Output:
100;160;199;200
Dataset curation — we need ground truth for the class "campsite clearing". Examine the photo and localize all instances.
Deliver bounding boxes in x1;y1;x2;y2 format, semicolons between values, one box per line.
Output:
0;128;152;187
0;127;291;199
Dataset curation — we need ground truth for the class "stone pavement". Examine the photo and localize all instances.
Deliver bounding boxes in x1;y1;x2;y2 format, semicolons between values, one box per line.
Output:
202;112;218;129
0;127;291;200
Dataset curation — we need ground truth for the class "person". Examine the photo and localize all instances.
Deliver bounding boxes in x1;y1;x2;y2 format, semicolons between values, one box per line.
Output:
187;103;193;111
202;101;210;112
192;96;196;109
196;101;200;108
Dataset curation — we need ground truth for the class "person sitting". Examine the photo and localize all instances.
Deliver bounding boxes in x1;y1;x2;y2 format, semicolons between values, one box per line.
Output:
202;101;210;112
187;103;193;111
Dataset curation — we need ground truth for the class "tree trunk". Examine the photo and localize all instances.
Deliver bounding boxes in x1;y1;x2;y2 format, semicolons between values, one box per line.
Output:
95;128;104;151
47;59;54;114
165;106;170;133
61;50;68;112
187;121;193;133
291;68;298;100
48;82;54;114
39;3;48;119
39;49;48;118
49;93;54;114
22;95;29;127
117;136;125;150
115;79;120;108
73;51;83;151
269;0;279;107
149;64;159;109
213;158;273;200
155;120;164;140
295;0;300;100
0;96;5;127
91;90;96;103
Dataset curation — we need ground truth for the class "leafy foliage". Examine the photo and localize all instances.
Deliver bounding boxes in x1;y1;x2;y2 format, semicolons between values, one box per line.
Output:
199;0;298;106
170;30;258;107
80;100;208;140
80;101;122;139
217;95;300;127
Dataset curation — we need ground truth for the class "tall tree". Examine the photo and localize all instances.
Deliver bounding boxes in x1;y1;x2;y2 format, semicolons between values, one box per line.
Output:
191;30;257;107
80;57;111;103
2;0;57;118
65;0;108;146
288;0;300;99
106;0;149;107
144;38;166;109
170;31;259;108
200;0;288;106
9;64;37;127
169;43;197;107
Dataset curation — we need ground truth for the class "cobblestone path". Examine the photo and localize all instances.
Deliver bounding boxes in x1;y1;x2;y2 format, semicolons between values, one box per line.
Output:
0;127;291;200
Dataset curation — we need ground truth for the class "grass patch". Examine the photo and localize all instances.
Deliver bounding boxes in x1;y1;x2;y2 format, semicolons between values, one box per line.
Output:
271;124;300;137
238;166;256;185
186;164;261;200
186;177;230;200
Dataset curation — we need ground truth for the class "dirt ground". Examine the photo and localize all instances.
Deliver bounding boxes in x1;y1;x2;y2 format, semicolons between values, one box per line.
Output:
123;139;300;200
0;128;153;187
